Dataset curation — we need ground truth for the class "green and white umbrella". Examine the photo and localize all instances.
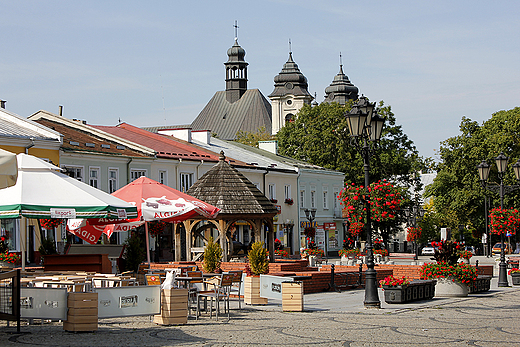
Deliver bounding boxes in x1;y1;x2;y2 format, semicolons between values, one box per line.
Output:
0;153;138;219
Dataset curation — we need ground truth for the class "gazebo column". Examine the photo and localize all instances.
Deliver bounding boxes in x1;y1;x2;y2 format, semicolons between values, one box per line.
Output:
174;223;182;262
267;222;275;263
185;221;193;261
219;220;228;262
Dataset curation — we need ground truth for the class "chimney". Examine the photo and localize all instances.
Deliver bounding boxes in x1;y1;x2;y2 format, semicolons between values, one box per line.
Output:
259;140;278;155
0;100;6;109
192;130;211;145
59;105;63;116
158;128;192;142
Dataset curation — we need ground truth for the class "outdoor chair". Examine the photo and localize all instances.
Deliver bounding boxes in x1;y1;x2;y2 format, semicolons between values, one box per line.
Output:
186;270;203;314
196;273;234;320
228;270;243;309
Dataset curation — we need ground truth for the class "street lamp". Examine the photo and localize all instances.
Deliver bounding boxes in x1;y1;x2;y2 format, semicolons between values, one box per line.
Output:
477;153;520;287
404;205;425;260
344;96;385;308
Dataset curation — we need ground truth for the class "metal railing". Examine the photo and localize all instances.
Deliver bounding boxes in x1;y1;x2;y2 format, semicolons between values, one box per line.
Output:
0;269;21;332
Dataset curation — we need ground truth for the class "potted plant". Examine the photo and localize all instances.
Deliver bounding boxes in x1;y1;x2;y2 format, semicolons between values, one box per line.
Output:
38;236;58;264
284;198;294;205
244;241;268;305
123;231;146;273
458;250;473;264
0;236;20;267
202;237;222;273
509;268;520;285
379;275;436;303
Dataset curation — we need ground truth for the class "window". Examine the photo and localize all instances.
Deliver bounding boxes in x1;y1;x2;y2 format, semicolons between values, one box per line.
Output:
131;169;146;181
268;184;276;201
89;167;100;188
284;185;291;200
333;190;339;211
300;189;305;208
1;219;19;251
310;188;316;209
323;189;329;210
64;166;83;181
159;170;167;185
108;168;118;193
180;173;193;193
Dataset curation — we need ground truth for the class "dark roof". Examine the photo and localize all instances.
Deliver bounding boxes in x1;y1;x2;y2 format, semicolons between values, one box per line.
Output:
187;152;278;216
323;65;359;105
142;124;192;133
269;52;312;99
33;119;151;157
190;89;272;140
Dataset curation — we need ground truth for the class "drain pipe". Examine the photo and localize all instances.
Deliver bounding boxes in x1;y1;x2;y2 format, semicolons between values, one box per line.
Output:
25;137;35;154
126;158;133;184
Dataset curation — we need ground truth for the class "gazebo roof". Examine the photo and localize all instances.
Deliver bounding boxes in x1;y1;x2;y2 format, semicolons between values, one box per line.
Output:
187;151;278;217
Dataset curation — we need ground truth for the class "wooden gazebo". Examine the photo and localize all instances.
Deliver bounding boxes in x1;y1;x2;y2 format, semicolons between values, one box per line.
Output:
174;151;278;262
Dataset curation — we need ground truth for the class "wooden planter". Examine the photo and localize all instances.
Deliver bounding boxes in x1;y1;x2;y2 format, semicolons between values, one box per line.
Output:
512;273;520;286
244;276;267;305
282;282;303;312
382;280;436;304
154;288;188;325
64;292;98;332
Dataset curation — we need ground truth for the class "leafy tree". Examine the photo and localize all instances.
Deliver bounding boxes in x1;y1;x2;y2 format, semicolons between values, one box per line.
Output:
277;101;425;188
123;231;146;272
235;126;275;148
425;107;520;245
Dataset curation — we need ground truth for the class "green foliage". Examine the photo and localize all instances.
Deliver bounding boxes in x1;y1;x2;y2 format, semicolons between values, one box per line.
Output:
277;101;426;188
123;232;146;272
202;237;222;273
38;236;57;256
235;126;275;148
425;107;520;242
248;241;269;275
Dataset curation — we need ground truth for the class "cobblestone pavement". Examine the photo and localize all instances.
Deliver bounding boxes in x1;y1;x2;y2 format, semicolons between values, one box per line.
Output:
2;285;519;347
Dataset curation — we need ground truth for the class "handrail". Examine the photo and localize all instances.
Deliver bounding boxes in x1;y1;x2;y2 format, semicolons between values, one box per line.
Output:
0;269;21;332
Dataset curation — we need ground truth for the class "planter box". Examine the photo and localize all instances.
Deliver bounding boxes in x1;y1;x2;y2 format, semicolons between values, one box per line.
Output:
64;292;98;332
282;282;303;312
512;273;520;286
468;276;492;293
435;277;468;297
154;288;188;325
383;280;436;304
244;276;268;305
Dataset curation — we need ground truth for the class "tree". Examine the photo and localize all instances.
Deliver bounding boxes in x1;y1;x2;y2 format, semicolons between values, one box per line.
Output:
235;126;275;148
424;107;520;245
277;101;425;188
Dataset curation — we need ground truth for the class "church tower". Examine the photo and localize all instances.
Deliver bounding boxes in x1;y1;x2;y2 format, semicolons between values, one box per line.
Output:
269;50;313;135
323;56;358;105
225;38;248;103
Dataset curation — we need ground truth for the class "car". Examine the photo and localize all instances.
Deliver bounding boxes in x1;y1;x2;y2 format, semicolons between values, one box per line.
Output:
492;242;512;255
421;244;436;256
464;246;476;255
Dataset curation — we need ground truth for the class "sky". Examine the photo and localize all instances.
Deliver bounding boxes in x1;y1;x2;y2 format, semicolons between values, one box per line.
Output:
1;1;519;160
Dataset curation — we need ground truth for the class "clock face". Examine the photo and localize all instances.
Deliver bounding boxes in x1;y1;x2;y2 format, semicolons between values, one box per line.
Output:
285;82;294;90
286;99;293;105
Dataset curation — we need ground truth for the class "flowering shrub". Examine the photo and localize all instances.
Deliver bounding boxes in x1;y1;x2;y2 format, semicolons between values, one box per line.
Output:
343;237;355;249
458;250;473;261
0;235;9;254
420;262;478;284
379;275;410;287
508;268;520;275
339;180;404;234
0;251;20;264
338;248;360;257
40;218;62;229
431;240;462;265
275;249;289;258
303;248;325;257
489;208;519;235
148;220;167;237
406;226;422;242
374;249;389;256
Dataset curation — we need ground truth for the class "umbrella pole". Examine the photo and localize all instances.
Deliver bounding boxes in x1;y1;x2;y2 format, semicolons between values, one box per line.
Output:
21;216;26;271
145;222;151;264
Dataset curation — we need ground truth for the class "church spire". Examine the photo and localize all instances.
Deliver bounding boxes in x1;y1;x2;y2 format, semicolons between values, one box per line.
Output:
224;21;248;103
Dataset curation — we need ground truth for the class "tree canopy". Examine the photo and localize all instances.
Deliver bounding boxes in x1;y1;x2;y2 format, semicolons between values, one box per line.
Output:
235;126;275;148
425;107;520;242
276;101;425;188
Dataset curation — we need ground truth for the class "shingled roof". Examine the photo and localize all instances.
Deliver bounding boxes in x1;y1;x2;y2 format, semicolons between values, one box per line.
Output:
187;151;278;216
190;89;272;140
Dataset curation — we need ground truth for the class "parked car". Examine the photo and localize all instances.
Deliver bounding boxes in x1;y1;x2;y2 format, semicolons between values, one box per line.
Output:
464;246;476;255
421;243;436;256
492;242;512;255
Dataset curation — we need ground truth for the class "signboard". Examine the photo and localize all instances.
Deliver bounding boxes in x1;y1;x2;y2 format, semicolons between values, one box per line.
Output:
50;208;76;219
300;221;318;228
95;286;160;318
315;225;325;250
324;223;339;249
259;275;294;300
20;288;68;320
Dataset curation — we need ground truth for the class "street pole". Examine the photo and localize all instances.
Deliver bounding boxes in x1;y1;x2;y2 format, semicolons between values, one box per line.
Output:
497;173;509;287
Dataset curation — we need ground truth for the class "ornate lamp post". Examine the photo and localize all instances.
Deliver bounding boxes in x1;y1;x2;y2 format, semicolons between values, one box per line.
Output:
304;208;316;247
477;153;520;287
344;96;385;308
404;205;425;260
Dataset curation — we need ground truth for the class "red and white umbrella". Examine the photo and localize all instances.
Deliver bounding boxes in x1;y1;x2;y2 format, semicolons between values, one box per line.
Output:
68;177;220;262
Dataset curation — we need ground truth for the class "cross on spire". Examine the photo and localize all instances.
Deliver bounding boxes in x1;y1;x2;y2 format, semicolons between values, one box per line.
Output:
234;20;239;40
289;38;292;54
339;52;343;67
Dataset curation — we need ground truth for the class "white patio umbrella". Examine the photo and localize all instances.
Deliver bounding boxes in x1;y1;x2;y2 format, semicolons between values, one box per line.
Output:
0;148;18;189
0;153;138;269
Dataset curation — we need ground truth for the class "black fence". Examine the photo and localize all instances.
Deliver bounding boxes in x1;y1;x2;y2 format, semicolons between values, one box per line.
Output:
0;269;21;332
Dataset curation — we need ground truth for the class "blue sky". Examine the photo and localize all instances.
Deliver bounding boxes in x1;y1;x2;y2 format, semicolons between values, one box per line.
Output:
1;1;519;160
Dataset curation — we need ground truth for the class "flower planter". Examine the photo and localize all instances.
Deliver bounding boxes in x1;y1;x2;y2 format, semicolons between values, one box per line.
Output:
244;276;268;305
0;261;15;268
468;276;491;293
512;273;520;286
382;280;436;304
435;277;468;297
